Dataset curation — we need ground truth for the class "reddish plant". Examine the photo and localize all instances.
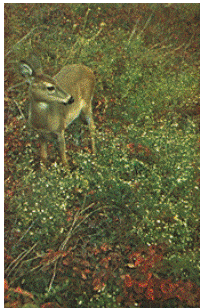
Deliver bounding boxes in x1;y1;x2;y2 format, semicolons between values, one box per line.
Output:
122;245;200;306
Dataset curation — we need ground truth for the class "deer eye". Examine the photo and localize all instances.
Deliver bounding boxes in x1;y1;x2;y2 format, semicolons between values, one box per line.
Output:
47;86;55;92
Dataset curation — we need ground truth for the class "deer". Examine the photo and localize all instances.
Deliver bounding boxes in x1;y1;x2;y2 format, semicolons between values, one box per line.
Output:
19;53;96;169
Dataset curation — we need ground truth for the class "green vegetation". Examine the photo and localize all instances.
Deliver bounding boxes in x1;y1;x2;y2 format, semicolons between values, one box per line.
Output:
5;3;200;308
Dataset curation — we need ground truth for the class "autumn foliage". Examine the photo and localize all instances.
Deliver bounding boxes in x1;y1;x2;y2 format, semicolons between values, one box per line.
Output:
5;244;200;307
123;246;200;306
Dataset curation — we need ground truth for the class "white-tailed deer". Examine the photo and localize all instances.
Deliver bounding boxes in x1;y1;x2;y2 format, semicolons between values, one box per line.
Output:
19;53;95;168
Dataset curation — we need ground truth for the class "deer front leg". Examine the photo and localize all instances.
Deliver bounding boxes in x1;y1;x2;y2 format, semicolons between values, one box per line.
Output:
57;131;70;166
88;117;96;155
40;134;48;169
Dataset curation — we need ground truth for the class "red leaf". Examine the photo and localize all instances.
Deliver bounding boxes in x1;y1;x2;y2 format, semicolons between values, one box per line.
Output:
4;279;9;291
14;286;34;299
146;287;154;300
124;274;133;288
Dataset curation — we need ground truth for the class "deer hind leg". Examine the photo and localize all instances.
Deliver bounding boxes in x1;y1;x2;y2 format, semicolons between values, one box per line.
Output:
82;104;96;155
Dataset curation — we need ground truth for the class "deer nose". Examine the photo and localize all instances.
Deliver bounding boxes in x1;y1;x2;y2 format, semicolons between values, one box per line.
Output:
65;96;74;105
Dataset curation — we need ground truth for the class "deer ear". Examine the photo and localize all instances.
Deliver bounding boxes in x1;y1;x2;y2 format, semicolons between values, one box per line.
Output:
19;62;34;78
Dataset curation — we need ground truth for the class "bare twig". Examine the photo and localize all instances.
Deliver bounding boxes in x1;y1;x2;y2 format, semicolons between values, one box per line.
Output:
184;34;194;50
5;250;26;276
128;19;140;44
13;220;38;247
48;202;104;291
5;25;48;58
5;27;38;58
47;211;79;291
58;202;95;251
86;23;105;43
13;99;26;120
137;14;153;39
162;41;186;57
7;81;27;92
149;35;174;50
48;261;58;292
65;23;105;63
82;7;91;31
5;243;38;277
